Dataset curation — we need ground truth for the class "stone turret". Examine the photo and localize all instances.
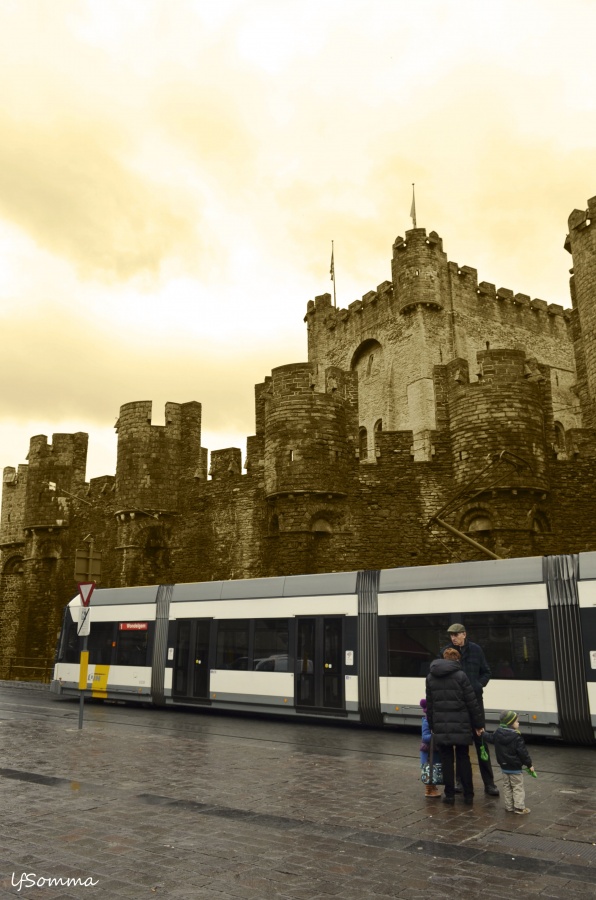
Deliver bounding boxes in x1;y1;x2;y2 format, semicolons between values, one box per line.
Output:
263;363;358;499
448;350;550;492
24;432;88;530
565;196;596;428
115;401;205;513
392;228;448;314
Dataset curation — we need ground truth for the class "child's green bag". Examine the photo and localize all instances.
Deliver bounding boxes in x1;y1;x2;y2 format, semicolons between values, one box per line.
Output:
479;738;489;762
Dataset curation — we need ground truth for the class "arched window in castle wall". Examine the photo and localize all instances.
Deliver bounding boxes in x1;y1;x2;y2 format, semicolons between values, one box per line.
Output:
351;338;385;455
553;421;566;451
532;512;550;533
311;518;332;534
2;555;24;576
359;427;368;460
374;419;382;440
463;511;492;533
351;339;382;377
468;516;492;532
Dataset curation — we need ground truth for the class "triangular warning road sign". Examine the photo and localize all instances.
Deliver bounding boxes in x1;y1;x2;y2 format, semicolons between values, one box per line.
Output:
78;582;96;607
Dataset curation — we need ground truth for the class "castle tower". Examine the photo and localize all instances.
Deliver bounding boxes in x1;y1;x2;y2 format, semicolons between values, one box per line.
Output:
392;228;448;314
24;432;88;529
0;465;28;548
391;228;452;458
115;401;204;512
442;350;552;552
565;196;596;428
0;432;89;673
263;363;358;498
262;362;359;574
113;401;206;585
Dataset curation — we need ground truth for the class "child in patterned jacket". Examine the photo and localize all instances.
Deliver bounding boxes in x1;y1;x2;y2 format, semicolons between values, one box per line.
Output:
420;698;441;798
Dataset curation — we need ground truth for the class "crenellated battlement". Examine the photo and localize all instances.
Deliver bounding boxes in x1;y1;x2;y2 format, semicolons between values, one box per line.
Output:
115;400;202;441
306;280;395;324
449;261;569;322
27;432;88;463
306;232;570;339
115;400;205;512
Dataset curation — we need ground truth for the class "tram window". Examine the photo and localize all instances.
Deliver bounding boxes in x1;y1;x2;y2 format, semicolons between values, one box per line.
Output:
116;630;150;666
387;615;451;677
253;619;289;671
216;619;249;670
57;617;79;663
88;623;116;665
463;612;541;681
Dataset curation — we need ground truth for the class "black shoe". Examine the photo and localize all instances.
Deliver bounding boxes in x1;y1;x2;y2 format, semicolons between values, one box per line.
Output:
454;782;463;794
463;795;474;805
484;784;500;796
442;794;455;805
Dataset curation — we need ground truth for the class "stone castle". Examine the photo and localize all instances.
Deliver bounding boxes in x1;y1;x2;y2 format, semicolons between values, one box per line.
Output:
2;196;596;676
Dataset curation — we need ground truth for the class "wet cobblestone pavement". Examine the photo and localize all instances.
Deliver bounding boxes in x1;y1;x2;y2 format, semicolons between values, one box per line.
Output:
0;684;594;898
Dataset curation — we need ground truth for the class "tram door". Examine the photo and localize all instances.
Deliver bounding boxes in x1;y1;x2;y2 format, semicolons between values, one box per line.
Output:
296;617;344;711
172;619;212;701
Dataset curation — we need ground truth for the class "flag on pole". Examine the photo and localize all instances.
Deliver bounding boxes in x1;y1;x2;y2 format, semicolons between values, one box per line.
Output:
330;241;336;307
410;184;417;228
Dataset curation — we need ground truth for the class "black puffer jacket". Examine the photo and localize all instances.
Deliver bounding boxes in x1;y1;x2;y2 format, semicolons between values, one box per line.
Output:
483;726;532;772
425;659;484;746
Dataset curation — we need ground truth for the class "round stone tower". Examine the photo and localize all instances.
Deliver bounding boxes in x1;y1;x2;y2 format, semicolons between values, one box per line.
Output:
391;227;448;314
565;195;596;428
115;400;202;513
263;363;356;499
449;349;549;493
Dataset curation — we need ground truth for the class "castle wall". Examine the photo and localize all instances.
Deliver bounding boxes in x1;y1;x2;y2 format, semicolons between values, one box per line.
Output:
306;228;580;458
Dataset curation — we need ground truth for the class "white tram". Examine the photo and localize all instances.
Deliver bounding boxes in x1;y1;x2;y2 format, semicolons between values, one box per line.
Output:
51;552;596;743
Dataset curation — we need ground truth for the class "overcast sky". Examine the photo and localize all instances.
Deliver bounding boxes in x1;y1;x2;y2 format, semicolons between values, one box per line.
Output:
1;0;595;481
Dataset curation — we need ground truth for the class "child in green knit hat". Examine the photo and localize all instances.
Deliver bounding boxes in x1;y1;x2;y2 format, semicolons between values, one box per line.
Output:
482;711;535;814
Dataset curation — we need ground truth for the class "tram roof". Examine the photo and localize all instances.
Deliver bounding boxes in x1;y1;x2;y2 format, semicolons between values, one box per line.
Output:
379;555;544;593
67;553;596;607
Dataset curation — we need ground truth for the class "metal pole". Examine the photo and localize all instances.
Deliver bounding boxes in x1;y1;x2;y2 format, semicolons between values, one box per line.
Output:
432;516;503;560
77;599;91;730
78;633;88;730
77;538;95;729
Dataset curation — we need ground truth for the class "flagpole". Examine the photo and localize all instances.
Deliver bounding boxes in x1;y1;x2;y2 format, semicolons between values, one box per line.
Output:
410;183;417;228
330;240;336;308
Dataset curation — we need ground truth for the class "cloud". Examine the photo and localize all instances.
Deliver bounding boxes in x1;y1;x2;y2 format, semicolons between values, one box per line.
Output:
1;0;596;481
0;305;299;431
0;115;198;280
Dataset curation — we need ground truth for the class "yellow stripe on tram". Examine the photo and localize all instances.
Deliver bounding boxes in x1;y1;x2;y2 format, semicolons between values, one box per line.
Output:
91;665;110;699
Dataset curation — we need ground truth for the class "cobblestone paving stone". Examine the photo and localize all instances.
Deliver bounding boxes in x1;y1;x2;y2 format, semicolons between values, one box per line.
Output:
0;684;594;898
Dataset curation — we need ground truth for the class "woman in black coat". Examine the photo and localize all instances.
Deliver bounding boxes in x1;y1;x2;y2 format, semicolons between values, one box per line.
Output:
425;647;484;804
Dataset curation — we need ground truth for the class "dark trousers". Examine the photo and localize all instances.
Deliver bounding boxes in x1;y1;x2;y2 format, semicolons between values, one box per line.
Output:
438;744;474;798
455;696;495;788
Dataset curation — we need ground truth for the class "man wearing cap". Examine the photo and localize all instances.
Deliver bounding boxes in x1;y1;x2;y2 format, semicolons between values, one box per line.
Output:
441;623;499;796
